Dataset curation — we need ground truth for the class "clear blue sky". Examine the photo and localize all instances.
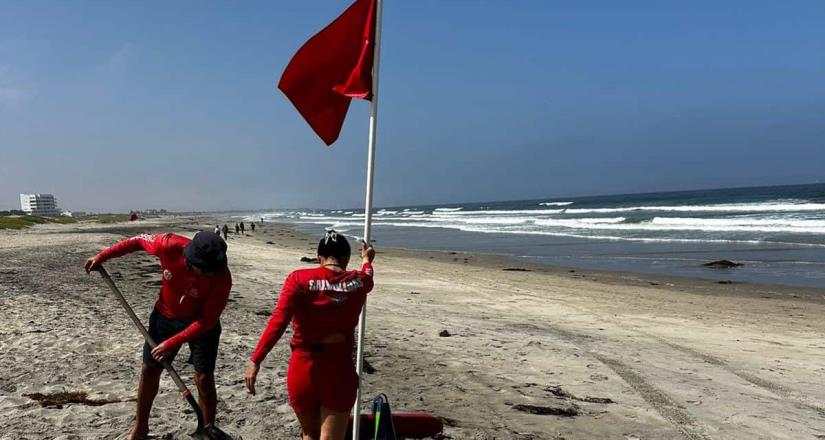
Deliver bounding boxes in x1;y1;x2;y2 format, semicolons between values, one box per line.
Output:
1;1;824;212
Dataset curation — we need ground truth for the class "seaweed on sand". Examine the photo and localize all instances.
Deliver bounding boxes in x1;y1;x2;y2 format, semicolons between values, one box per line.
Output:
24;391;123;409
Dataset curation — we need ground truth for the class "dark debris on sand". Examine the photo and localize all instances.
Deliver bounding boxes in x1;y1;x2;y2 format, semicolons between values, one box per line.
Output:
544;385;615;404
509;402;579;417
703;260;743;269
24;391;123;409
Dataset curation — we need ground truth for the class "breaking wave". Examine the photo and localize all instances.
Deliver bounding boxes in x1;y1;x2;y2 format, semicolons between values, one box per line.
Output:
252;190;825;247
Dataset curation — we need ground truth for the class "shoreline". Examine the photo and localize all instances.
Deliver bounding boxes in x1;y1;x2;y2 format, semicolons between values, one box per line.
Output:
252;219;825;304
21;213;825;303
4;216;825;438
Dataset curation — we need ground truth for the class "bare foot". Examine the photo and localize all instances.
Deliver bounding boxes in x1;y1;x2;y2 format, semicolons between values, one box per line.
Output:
127;424;149;440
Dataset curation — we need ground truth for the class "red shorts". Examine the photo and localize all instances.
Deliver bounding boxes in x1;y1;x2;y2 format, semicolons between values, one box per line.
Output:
287;346;359;414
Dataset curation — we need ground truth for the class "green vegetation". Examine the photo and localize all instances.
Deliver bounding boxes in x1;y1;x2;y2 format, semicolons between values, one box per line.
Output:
0;215;76;230
0;213;132;230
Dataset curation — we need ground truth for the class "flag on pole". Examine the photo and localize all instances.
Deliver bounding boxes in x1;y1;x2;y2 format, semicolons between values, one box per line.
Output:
279;1;384;437
278;0;377;146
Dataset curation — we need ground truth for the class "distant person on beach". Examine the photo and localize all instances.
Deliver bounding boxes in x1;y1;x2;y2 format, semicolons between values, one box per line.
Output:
251;222;256;233
245;230;375;440
84;232;231;440
240;222;245;235
214;225;220;235
260;217;264;224
235;223;240;235
222;224;229;240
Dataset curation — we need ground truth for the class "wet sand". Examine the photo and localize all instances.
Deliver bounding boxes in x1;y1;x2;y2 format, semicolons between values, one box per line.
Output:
1;216;825;439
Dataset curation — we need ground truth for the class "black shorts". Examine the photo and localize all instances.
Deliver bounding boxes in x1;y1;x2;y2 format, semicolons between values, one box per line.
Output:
143;309;222;374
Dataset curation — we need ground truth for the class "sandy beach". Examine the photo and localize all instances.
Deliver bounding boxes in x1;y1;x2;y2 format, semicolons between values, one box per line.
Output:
2;216;825;440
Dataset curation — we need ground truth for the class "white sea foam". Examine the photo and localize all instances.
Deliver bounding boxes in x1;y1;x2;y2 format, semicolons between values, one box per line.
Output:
650;217;825;228
294;218;825;248
526;217;825;234
294;211;825;237
532;218;627;227
451;225;825;247
297;210;825;235
253;194;825;251
433;208;565;216
565;202;825;214
645;217;825;233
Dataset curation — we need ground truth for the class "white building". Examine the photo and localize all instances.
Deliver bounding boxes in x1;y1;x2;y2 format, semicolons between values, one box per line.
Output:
19;194;61;216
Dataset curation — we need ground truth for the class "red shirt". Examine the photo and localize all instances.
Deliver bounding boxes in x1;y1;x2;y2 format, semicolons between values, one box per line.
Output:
96;233;232;349
250;263;374;364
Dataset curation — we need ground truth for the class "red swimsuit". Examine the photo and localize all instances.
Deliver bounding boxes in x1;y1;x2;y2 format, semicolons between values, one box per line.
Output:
251;263;374;413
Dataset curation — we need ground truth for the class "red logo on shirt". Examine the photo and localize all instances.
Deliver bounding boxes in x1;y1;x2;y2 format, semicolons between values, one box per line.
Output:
307;278;364;305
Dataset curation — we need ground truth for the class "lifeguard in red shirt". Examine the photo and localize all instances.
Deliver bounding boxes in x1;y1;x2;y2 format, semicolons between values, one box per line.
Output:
85;231;231;440
245;230;375;440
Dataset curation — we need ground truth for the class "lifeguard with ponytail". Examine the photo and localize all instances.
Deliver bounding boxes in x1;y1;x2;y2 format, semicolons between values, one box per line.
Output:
245;230;375;440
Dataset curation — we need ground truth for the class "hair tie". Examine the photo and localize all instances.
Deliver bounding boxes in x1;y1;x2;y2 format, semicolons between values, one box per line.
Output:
324;229;338;245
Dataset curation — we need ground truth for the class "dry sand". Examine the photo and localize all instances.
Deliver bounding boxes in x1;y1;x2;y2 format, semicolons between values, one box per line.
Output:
1;216;825;439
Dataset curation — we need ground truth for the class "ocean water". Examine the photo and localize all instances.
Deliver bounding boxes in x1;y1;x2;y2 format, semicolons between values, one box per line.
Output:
249;183;825;288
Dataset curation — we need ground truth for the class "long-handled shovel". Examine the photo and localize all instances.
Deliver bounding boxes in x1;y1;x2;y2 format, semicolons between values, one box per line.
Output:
97;265;208;439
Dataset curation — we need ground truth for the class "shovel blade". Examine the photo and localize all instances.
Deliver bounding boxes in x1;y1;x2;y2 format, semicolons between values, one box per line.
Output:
192;425;233;440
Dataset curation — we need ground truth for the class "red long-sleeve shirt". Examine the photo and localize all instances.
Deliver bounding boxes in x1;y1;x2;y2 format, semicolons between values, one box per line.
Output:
250;263;374;364
95;233;232;349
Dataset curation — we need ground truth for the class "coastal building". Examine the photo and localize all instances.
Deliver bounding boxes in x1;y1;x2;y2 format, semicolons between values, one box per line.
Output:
19;193;61;216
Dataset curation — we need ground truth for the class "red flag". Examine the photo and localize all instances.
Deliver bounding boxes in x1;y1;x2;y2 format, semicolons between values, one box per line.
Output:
279;0;376;146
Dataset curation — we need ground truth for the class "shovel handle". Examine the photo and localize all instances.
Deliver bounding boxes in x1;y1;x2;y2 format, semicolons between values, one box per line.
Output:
97;265;206;434
98;266;160;348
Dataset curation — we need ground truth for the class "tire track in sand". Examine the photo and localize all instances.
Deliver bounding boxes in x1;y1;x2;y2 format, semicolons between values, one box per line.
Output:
489;273;825;422
642;333;825;418
593;354;711;440
509;323;712;440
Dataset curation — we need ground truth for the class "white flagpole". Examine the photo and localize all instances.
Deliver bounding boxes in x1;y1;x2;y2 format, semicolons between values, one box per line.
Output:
352;0;383;438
